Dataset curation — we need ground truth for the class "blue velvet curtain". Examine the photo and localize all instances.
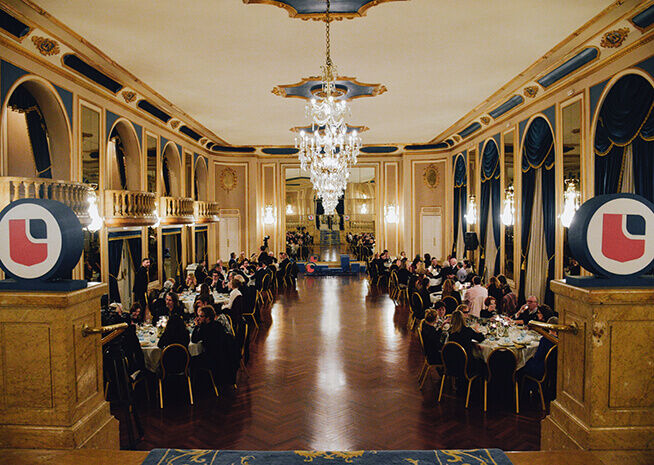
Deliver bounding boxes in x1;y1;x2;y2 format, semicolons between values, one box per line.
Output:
479;141;500;278
519;117;555;306
595;73;654;203
110;129;127;190
162;156;171;196
108;239;124;303
126;237;141;270
8;86;52;178
491;175;501;276
452;154;467;257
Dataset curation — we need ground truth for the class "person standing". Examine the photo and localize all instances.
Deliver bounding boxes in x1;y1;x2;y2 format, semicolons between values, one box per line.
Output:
133;258;150;316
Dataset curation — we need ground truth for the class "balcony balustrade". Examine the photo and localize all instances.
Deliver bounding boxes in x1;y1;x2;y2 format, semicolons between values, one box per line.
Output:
159;196;194;225
194;201;220;223
0;176;91;226
104;190;157;227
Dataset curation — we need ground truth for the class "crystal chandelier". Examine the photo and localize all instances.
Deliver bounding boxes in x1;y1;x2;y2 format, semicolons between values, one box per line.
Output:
295;0;361;215
560;178;580;227
501;185;515;226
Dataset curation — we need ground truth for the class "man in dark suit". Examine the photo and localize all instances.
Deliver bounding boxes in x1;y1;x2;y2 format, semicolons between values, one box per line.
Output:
195;259;207;286
254;261;268;290
192;305;239;385
278;253;290;287
132;258;150;313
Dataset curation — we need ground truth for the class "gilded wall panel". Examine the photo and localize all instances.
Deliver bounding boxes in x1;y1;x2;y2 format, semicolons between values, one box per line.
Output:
73;313;99;405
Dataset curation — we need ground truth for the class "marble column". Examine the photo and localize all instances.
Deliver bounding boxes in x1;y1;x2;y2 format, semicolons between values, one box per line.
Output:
542;280;654;462
0;284;119;449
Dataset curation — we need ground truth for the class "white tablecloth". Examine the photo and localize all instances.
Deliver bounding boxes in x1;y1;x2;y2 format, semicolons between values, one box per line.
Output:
180;292;230;314
137;327;203;372
471;330;540;370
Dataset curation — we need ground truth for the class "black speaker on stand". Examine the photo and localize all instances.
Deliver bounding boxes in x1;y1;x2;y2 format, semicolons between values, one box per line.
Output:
464;232;479;274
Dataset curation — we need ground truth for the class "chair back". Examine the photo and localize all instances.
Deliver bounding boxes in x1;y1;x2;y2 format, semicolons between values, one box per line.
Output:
160;343;190;377
410;292;423;313
487;348;517;384
389;270;398;286
442;296;458;314
441;341;469;379
417;320;426;352
224;314;236;337
262;273;271;292
543;344;558;384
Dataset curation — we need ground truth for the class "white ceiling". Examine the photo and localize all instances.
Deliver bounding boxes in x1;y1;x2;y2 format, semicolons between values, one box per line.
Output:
35;0;613;146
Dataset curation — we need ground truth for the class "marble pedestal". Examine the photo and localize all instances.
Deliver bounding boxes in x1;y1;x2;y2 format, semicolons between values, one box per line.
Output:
0;284;119;449
542;280;654;461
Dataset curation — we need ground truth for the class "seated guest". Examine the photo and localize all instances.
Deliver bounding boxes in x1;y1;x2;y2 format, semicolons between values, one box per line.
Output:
421;309;446;364
158;278;175;299
424;253;431;266
129;303;144;325
254;261;268;290
183;273;197;292
519;317;558;380
440;257;458;281
501;283;518;316
480;296;497;319
487;276;503;313
456;262;467;283
194;260;207;287
447;309;485;372
228;252;237;269
538;304;556;323
413;279;430;320
193;305;240;385
157;312;189;349
164;291;184;317
194;283;214;311
514;295;540;325
465;276;488;318
397;261;411;287
389;258;401;273
441;279;462;306
222;276;244;329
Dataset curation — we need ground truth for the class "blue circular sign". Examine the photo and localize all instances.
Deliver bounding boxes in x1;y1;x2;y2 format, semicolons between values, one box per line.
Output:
568;194;654;278
0;199;83;281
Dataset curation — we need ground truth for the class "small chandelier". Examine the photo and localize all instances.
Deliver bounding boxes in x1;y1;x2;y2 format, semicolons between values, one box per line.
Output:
86;187;103;233
465;195;478;225
294;0;361;215
385;205;399;224
501;185;515;226
560;178;580;228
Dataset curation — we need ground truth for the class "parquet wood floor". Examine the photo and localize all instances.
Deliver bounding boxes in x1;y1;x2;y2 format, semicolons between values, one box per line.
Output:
114;276;544;451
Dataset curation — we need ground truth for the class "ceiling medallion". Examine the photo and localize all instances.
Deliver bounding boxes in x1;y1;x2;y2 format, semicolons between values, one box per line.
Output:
291;124;368;134
219;167;237;191
523;85;539;98
272;76;387;101
423;164;440;190
121;91;137;103
600;27;630;48
31;36;60;56
243;0;407;21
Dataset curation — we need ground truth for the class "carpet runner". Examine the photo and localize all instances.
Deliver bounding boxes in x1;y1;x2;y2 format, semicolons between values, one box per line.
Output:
141;449;514;464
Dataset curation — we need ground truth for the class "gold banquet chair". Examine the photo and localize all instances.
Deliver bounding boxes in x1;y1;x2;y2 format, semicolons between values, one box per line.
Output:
417;320;443;390
408;292;423;331
438;341;482;408
522;344;558;411
158;343;194;409
484;348;519;413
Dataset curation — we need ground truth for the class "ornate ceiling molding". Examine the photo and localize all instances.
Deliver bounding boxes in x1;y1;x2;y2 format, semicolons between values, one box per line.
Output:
272;75;387;101
243;0;408;21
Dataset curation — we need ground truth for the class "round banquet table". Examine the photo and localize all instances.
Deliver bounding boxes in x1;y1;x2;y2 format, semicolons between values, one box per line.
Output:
471;328;541;370
179;291;230;314
137;326;203;373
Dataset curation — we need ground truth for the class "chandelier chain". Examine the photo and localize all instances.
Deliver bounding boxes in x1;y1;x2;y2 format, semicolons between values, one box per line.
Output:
325;0;332;69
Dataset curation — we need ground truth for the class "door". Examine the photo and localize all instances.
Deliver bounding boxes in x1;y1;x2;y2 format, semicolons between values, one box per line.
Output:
219;217;240;261
421;214;442;260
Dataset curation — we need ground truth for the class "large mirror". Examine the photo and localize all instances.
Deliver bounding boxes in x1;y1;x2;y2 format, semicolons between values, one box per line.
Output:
562;99;582;276
284;166;376;259
503;130;514;281
81;104;101;282
146;134;157;193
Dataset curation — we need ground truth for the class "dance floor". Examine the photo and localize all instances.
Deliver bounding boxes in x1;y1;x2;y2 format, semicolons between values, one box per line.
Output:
116;275;544;451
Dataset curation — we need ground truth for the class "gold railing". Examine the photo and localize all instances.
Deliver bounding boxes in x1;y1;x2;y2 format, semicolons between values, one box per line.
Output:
159;196;194;225
104;190;157;227
194;201;219;223
0;176;92;225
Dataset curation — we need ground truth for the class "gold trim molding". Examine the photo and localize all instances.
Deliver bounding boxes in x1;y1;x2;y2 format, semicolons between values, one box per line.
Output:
31;36;59;56
121;90;136;103
272;75;387;101
600;27;630;48
243;0;408;21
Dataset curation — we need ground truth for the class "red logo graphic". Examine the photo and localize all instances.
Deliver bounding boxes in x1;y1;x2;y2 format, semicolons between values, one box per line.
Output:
601;213;645;263
9;219;48;266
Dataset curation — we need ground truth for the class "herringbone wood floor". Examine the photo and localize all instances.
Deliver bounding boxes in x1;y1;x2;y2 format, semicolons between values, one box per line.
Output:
115;276;545;450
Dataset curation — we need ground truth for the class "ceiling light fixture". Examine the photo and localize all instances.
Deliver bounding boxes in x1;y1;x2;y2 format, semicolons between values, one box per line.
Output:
295;0;361;215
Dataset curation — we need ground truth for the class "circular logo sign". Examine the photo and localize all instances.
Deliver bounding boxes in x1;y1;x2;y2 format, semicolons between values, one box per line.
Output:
568;194;654;278
305;262;315;274
0;199;83;281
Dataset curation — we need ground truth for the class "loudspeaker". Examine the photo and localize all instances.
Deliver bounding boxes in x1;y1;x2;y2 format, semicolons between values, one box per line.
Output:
464;232;479;251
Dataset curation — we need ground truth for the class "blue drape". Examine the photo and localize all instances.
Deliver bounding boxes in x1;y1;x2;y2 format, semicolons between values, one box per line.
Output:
595;74;654;202
519;117;555;306
491;177;501;276
108;239;123;303
479;140;500;277
8;86;52;178
162;156;171;196
452;154;467;257
110;128;127;190
126;237;141;270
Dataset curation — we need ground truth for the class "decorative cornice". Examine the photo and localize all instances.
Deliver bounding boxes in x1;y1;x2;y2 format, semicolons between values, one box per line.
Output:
600;27;630;48
121;90;136;103
523;85;539;98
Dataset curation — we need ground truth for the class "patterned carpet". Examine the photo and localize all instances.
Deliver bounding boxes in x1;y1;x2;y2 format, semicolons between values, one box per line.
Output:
141;449;514;464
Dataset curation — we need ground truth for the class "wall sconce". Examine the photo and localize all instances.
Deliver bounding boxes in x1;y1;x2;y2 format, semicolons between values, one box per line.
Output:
286;204;293;215
360;203;368;214
86;188;104;232
263;205;276;225
560;178;580;228
385;205;399;224
465;195;477;225
501;186;514;226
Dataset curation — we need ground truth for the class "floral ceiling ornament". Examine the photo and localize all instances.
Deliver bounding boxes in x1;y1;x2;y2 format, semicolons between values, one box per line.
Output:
170;120;181;129
523;85;539;98
600;28;630;48
121;91;137;103
480;116;491;125
31;36;60;56
423;164;440;190
219;167;237;191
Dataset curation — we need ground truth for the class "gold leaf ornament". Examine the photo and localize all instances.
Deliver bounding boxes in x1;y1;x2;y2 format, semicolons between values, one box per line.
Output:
220;167;237;191
31;36;60;56
423;164;440;189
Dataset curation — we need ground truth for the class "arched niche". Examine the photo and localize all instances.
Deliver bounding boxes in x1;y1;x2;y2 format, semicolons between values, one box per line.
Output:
194;156;208;200
162;142;181;197
107;119;141;190
3;77;72;180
